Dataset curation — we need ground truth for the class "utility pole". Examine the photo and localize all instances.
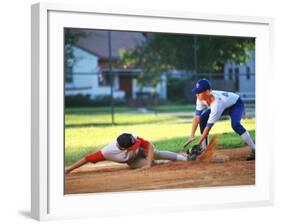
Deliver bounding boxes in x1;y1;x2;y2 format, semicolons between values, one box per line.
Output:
193;35;198;80
108;31;115;125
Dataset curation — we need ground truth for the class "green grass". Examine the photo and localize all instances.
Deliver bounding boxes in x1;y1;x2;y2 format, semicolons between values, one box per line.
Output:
152;130;255;151
65;106;134;114
147;104;195;112
65;104;195;115
65;113;181;128
65;115;255;165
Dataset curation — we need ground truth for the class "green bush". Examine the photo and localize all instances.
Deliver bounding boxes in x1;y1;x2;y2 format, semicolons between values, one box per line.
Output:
167;78;185;102
65;94;125;107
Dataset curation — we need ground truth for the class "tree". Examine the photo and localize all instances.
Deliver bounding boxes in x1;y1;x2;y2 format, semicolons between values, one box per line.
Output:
120;33;255;77
64;29;87;81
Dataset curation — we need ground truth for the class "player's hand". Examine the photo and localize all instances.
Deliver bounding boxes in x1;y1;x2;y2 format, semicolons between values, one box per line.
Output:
183;136;196;148
139;163;152;171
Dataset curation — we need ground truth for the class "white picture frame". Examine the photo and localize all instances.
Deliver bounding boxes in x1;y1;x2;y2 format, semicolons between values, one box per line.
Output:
31;2;275;221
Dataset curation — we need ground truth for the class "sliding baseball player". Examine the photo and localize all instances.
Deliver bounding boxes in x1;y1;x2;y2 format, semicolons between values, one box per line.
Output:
66;133;188;174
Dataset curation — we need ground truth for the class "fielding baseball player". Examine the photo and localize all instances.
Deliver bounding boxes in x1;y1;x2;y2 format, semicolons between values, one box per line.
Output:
186;79;255;160
65;133;188;174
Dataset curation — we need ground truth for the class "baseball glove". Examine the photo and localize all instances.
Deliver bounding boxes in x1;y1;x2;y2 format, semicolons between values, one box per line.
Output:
186;144;203;160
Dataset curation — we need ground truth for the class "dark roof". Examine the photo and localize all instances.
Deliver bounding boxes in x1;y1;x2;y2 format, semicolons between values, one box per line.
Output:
76;30;146;60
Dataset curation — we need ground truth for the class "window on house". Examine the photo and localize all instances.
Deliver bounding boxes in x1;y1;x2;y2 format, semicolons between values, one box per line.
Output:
234;67;240;92
98;73;111;86
228;68;233;80
65;64;73;83
246;66;251;80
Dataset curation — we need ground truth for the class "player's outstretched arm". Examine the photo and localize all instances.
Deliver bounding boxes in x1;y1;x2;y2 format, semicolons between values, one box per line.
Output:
190;115;200;138
65;158;88;174
198;126;212;145
184;115;200;147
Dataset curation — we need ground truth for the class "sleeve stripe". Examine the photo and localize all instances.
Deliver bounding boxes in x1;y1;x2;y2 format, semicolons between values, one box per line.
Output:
206;123;214;128
137;137;150;149
195;110;203;116
85;150;105;163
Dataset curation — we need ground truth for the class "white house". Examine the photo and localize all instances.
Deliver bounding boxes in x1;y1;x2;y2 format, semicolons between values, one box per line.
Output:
65;46;125;99
65;30;167;101
224;50;255;93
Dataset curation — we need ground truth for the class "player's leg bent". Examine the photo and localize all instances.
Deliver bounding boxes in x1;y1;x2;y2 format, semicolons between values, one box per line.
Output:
229;98;255;160
199;109;211;148
154;150;187;161
231;120;246;135
229;98;246;133
229;98;255;148
126;148;148;169
199;109;211;132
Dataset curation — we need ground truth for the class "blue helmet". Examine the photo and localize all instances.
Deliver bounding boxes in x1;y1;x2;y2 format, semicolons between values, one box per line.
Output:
192;79;211;94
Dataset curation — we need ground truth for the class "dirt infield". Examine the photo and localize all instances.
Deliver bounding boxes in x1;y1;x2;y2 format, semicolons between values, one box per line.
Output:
65;147;255;194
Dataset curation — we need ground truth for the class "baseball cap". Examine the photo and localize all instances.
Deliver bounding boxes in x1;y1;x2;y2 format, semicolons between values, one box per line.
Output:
191;79;211;94
117;133;137;148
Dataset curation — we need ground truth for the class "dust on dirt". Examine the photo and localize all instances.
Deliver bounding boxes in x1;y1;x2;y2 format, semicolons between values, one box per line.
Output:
65;147;255;194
